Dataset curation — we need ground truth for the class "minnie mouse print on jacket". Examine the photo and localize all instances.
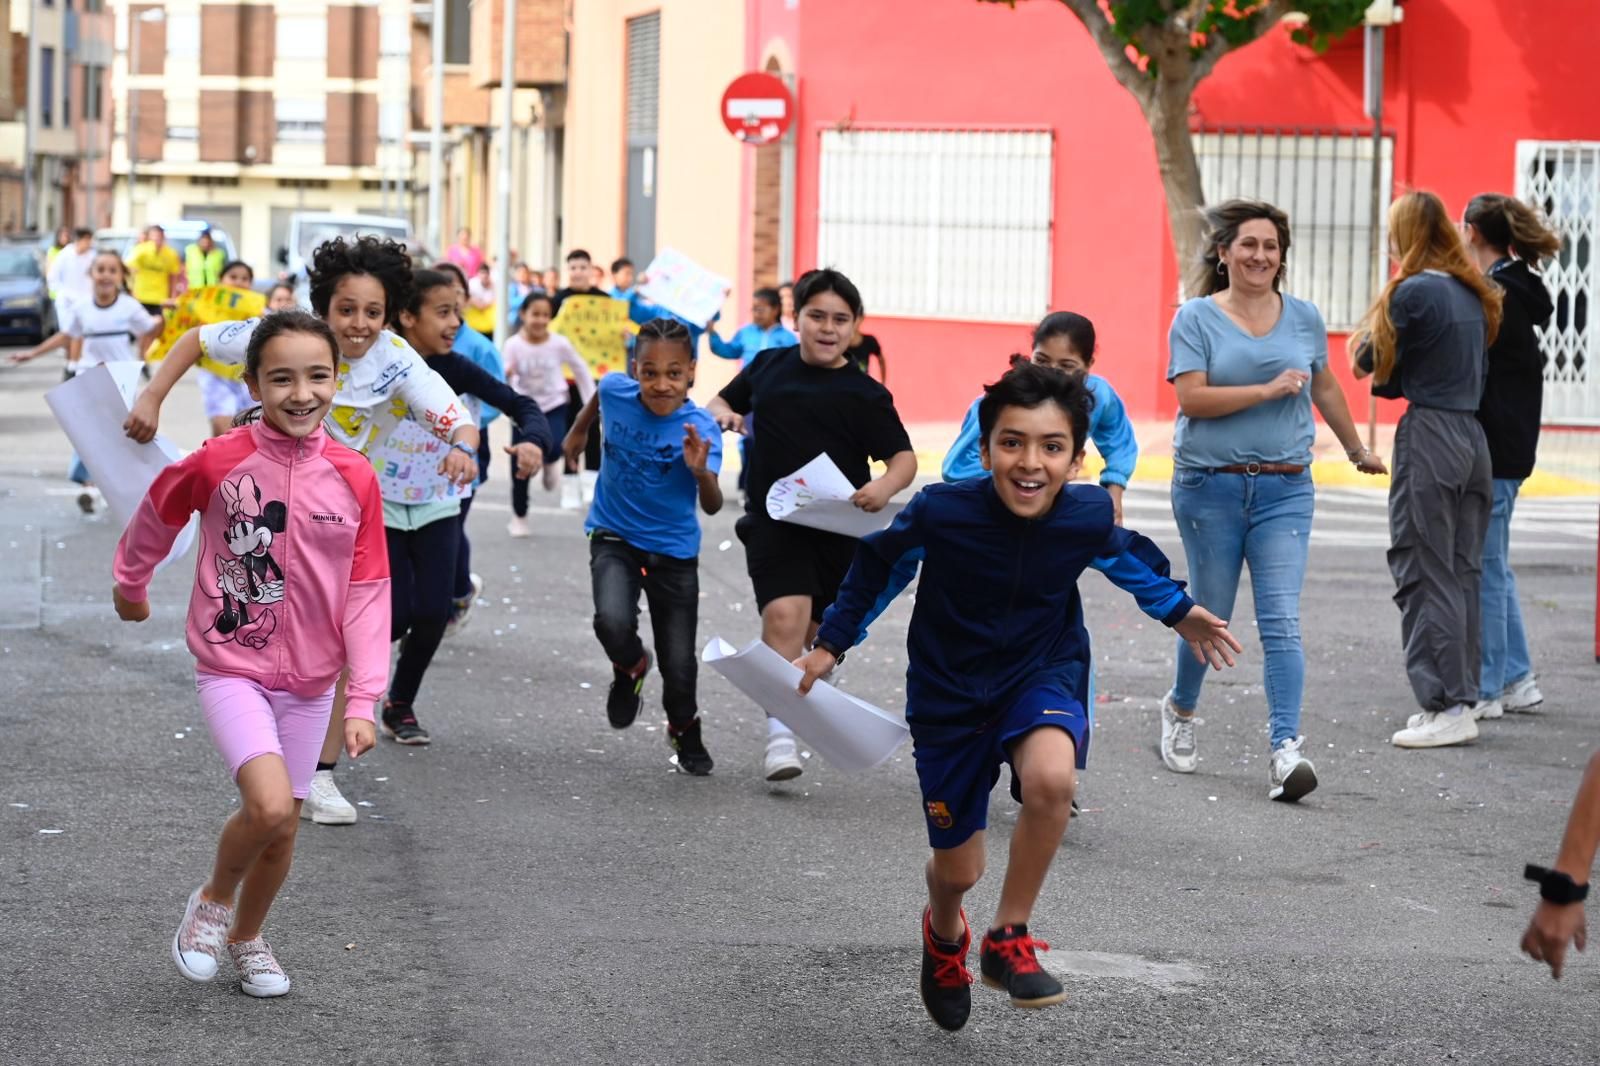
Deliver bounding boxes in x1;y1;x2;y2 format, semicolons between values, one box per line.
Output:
114;419;391;715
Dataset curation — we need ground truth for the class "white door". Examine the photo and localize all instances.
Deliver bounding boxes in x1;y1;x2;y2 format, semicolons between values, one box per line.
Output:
1517;141;1599;425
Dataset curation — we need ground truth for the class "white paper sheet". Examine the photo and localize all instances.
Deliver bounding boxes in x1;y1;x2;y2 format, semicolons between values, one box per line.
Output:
636;248;732;327
45;364;198;572
702;636;908;772
765;452;904;539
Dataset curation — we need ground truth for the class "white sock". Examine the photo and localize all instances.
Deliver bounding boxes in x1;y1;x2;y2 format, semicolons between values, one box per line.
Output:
767;717;793;739
1443;704;1468;717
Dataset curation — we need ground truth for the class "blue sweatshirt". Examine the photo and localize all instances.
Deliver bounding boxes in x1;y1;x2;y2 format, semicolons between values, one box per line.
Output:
941;373;1138;487
815;479;1192;729
709;322;799;367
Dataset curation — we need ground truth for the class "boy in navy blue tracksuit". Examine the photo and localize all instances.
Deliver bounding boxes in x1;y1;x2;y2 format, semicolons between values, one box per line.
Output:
796;362;1240;1031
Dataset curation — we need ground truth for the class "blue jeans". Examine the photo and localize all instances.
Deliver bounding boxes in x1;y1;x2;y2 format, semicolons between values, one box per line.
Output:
1479;477;1532;698
1169;469;1314;750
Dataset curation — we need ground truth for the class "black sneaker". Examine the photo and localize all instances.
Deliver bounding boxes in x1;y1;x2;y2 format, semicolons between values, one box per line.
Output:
980;924;1065;1008
606;652;651;729
919;908;973;1031
380;700;431;745
668;718;714;776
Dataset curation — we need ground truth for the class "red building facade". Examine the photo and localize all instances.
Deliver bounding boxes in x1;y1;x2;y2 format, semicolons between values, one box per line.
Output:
737;0;1600;426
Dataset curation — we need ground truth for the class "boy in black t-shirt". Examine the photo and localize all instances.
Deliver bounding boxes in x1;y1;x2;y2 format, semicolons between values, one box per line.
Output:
708;269;916;783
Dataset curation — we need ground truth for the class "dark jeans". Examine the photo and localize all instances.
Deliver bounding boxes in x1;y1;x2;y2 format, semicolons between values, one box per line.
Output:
569;382;602;471
511;404;568;517
388;514;461;706
589;531;700;728
453;494;476;601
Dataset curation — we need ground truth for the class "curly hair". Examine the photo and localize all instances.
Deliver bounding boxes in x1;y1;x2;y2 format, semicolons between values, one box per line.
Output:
308;235;414;323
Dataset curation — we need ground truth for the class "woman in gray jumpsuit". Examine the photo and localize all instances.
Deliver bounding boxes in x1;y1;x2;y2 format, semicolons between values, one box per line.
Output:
1352;191;1504;749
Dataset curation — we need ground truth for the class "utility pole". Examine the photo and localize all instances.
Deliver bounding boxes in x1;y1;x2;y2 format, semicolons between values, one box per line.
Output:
492;0;516;347
427;0;445;256
22;0;37;231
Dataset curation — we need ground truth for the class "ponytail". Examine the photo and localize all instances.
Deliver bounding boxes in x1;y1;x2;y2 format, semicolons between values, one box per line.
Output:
1463;193;1562;267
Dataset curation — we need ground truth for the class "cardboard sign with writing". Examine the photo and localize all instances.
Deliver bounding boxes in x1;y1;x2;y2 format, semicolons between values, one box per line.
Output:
374;418;475;504
146;285;267;378
637;249;731;328
550;296;634;378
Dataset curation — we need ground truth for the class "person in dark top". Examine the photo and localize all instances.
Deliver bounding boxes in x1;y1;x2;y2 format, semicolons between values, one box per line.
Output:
845;316;886;383
708;268;916;783
1463;193;1561;714
551;248;614;485
1353;191;1503;750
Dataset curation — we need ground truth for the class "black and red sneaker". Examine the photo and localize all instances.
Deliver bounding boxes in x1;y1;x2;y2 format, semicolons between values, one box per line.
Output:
606;652;652;729
380;700;431;746
668;718;714;776
980;923;1065;1007
919;908;973;1031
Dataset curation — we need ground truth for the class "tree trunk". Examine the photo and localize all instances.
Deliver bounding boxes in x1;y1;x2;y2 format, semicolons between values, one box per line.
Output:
1141;81;1209;300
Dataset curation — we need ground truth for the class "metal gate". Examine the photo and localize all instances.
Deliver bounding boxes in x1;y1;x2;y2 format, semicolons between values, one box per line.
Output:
624;13;660;269
1516;141;1599;425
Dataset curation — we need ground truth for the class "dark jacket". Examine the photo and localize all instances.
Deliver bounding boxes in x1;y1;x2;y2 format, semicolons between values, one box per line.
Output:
1477;258;1555;480
814;478;1194;731
424;353;554;456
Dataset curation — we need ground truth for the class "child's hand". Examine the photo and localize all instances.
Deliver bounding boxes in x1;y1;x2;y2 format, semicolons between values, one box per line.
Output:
1106;484;1125;526
7;348;38;365
1522;900;1586;979
683;423;712;473
713;410;745;435
125;393;160;443
113;585;150;622
438;446;478;487
794;647;839;696
344;718;376;759
505;441;544;479
1174;604;1242;670
850;478;895;513
1353;448;1388;476
561;427;587;471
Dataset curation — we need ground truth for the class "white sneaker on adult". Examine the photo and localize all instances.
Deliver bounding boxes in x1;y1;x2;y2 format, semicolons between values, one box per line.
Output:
172;886;233;982
301;769;357;825
1267;736;1318;802
764;733;804;782
1159;693;1198;774
228;936;292;998
1501;674;1544;713
1471;698;1503;721
1391;709;1479;749
506;516;531;538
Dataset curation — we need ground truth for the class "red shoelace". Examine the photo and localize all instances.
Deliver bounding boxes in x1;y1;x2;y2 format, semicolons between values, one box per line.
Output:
986;931;1051;974
923;917;974;988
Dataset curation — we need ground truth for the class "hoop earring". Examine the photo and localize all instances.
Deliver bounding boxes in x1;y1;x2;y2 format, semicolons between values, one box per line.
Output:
1216;261;1227;275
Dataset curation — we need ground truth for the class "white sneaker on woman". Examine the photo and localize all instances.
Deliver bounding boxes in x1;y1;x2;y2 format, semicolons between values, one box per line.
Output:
1391;709;1478;748
1501;674;1544;712
1159;693;1198;773
1267;737;1318;802
301;769;357;825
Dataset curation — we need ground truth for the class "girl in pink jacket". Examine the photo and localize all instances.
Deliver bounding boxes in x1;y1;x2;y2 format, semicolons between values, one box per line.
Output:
113;310;390;999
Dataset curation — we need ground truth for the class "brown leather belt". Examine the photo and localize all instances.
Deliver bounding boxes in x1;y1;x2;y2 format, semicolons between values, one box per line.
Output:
1213;462;1306;475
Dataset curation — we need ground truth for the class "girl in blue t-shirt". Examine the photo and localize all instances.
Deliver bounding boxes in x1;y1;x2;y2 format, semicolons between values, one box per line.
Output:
561;318;725;776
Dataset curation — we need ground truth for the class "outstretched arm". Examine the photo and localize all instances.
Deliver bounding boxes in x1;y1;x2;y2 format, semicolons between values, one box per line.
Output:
125;326;209;441
1310;368;1386;475
1523;750;1600;979
7;330;72;364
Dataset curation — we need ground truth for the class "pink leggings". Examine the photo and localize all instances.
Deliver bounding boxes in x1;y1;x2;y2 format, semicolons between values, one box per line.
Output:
195;671;336;799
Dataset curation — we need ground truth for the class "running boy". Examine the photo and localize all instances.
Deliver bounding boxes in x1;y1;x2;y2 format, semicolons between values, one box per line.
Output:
795;361;1240;1031
561;318;723;774
113;311;388;997
707;268;916;782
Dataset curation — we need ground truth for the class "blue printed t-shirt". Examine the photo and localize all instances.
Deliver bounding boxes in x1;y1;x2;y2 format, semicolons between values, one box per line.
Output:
585;374;723;559
1166;293;1328;469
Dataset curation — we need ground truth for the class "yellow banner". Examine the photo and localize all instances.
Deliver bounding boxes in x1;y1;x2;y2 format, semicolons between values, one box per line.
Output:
145;285;267;378
550;295;635;378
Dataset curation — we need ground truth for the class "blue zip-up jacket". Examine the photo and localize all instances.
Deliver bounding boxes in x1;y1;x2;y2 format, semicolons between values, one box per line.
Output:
708;322;799;367
941;373;1138;487
815;479;1193;729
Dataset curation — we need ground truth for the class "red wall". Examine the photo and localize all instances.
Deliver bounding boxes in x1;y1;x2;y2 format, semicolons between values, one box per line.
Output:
750;0;1600;424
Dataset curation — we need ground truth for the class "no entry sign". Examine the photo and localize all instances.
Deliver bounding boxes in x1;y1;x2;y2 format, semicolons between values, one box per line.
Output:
721;73;793;146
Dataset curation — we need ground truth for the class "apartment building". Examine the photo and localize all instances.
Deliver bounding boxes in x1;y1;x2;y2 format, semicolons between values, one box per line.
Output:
111;0;416;271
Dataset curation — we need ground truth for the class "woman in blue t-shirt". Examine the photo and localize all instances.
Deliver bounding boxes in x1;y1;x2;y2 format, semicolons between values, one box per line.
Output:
1162;199;1385;804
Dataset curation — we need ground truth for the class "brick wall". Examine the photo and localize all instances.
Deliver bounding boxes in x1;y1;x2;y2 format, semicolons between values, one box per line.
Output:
469;0;565;89
752;142;781;288
328;4;379;81
240;90;273;164
130;5;166;76
130;90;165;161
197;89;274;164
201;5;276;78
326;91;377;166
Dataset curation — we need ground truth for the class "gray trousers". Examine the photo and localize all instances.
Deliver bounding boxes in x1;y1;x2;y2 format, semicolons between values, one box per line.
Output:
1386;407;1493;712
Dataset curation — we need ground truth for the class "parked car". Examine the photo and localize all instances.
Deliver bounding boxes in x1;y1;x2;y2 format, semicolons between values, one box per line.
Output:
279;213;413;304
0;244;58;345
96;221;241;274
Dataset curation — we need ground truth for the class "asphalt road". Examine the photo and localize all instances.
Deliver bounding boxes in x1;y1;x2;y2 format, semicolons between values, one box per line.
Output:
2;356;1598;1066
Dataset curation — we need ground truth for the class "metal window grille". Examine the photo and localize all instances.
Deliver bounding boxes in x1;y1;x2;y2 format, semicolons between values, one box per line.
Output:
1516;141;1598;425
626;14;660;141
1194;126;1393;330
816;128;1053;324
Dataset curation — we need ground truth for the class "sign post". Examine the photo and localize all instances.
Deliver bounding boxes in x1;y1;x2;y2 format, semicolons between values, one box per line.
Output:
720;73;794;147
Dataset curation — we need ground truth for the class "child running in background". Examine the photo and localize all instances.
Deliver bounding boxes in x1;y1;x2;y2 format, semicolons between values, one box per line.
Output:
266;281;297;310
123;235;478;827
504;291;595;535
10;249;164;512
195;260;263;437
112;311;388;998
375;269;552;743
562;318;723;774
795;361;1239;1031
707;287;796;498
707;268;916;782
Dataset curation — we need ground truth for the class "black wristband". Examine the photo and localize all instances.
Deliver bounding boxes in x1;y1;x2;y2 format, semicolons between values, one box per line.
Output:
813;639;845;666
1525;864;1590;905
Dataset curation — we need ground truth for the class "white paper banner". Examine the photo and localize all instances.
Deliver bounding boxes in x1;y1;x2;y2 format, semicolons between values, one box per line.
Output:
45;364;197;571
702;636;908;772
765;452;903;539
637;248;732;328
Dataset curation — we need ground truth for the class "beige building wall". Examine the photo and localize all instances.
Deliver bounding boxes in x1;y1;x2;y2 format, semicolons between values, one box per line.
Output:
564;0;747;397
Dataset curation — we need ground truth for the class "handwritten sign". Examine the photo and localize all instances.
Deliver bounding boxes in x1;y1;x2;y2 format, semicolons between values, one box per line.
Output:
637;248;731;328
146;285;266;378
766;453;904;539
374;418;474;504
550;295;633;378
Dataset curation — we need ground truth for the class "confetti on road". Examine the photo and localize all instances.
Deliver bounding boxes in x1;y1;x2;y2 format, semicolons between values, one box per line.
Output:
38;828;63;835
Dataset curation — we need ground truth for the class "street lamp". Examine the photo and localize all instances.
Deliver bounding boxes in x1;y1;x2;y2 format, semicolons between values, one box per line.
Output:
127;7;166;220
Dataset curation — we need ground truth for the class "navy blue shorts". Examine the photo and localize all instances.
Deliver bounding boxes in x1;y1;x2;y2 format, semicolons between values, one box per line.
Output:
910;686;1090;850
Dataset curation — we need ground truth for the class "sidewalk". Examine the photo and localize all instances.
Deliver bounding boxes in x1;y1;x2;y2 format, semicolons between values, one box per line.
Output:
903;419;1600;498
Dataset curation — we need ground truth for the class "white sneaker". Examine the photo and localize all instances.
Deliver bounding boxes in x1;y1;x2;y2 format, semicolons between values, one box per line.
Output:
580;469;598;504
1267;736;1318;802
1159;693;1198;773
506;516;531;538
172;886;233;982
301;769;357;825
1501;674;1544;712
559;473;582;511
1406;698;1502;729
764;733;804;782
1391;709;1479;749
228;936;291;998
447;572;485;636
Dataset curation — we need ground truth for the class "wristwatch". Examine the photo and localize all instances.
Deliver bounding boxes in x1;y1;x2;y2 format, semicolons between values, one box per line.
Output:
449;441;475;458
1525;864;1590;905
